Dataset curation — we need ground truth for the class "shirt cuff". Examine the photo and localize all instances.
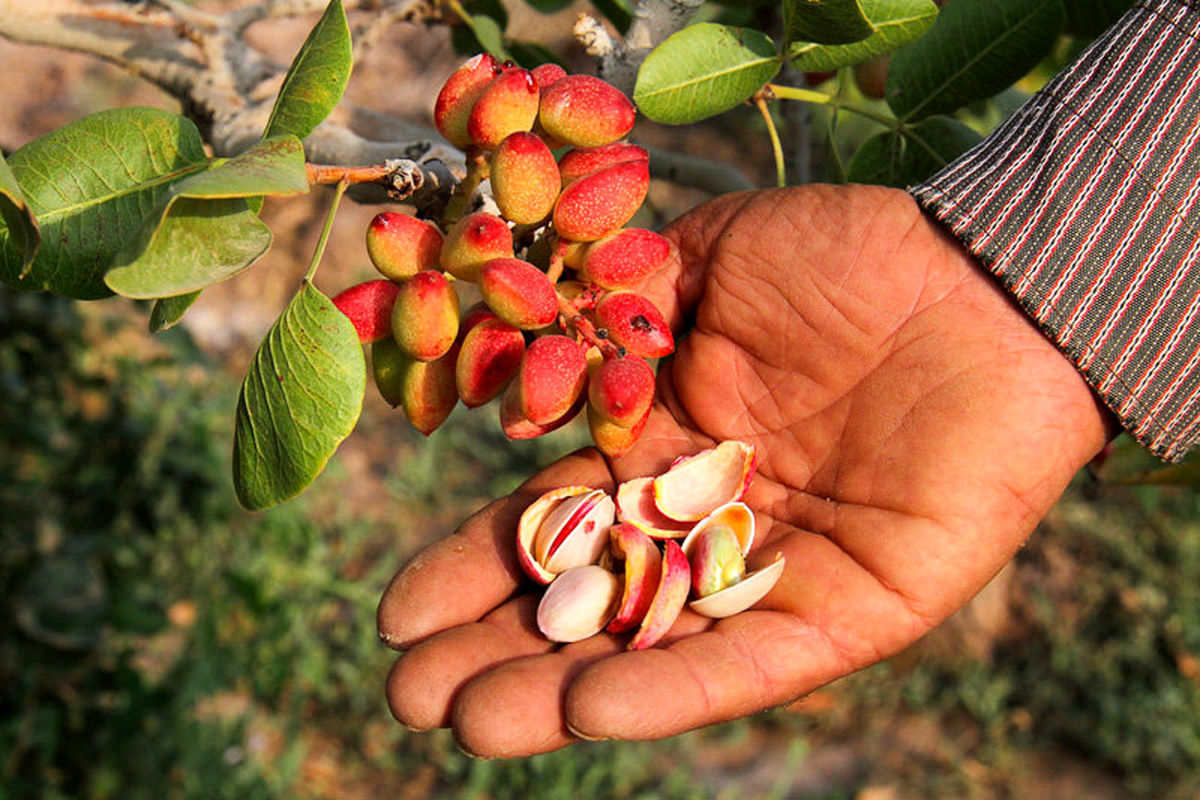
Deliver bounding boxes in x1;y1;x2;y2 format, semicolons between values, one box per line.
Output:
911;0;1200;461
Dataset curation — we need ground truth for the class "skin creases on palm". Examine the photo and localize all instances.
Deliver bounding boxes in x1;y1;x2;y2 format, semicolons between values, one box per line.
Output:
376;184;1114;758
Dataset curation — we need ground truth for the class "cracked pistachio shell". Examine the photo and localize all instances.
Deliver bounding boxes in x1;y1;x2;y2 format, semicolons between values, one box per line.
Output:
516;486;614;584
606;522;663;634
653;440;757;522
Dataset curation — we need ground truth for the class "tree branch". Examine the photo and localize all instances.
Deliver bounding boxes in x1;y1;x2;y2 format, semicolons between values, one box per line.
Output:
0;0;460;212
574;0;705;95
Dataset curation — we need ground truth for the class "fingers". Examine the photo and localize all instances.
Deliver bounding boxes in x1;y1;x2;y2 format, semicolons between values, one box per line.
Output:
450;610;714;758
377;449;613;650
386;595;553;730
564;611;848;742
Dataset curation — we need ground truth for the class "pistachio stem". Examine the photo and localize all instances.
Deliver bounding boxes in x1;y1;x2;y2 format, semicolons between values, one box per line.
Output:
545;235;569;283
304;179;348;283
766;82;896;128
305;163;393;186
753;95;786;188
557;292;622;359
443;148;488;226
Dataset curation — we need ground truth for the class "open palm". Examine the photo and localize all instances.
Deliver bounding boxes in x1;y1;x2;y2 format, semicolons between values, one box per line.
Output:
377;184;1112;757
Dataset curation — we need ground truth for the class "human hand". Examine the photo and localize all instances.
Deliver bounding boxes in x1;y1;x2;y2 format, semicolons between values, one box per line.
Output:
377;184;1114;757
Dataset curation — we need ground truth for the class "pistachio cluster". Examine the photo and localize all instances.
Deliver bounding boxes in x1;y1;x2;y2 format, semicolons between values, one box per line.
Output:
518;441;786;649
331;54;676;453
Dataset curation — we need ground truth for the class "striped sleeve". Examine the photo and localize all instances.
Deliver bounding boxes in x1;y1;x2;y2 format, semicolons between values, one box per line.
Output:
910;0;1200;461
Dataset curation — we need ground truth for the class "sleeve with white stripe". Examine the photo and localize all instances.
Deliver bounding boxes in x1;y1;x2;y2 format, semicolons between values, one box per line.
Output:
910;0;1200;461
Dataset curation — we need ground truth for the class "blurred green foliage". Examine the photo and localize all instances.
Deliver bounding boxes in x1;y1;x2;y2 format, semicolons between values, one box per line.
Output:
6;285;1200;799
0;292;720;800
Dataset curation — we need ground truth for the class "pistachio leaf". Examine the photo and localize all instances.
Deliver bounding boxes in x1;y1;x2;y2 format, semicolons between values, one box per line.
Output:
451;12;512;61
0;108;208;299
263;0;352;142
149;291;202;333
789;0;938;72
0;150;39;272
634;24;782;125
1091;436;1200;486
846;115;981;187
233;282;365;511
1064;0;1133;37
106;136;308;299
886;0;1064;121
783;0;874;45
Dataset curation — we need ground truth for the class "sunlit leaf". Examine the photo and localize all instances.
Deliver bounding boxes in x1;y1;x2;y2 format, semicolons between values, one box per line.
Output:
783;0;874;45
634;24;781;124
0;150;39;272
789;0;937;72
0;108;208;299
106;137;308;299
263;0;352;142
887;0;1064;120
233;282;365;511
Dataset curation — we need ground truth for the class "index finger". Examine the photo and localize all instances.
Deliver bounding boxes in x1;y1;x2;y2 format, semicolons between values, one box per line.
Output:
377;448;614;650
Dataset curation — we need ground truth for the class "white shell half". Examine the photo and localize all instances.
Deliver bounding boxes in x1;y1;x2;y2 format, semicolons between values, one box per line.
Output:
653;440;756;522
537;565;622;642
687;555;785;619
541;490;615;573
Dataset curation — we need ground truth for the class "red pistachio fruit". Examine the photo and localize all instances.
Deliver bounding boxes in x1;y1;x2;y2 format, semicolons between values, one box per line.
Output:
365;212;443;282
332;279;401;343
468;68;540;150
539;75;636;148
588;355;655;428
531;63;568;91
587;402;649;458
554;160;649;243
479;257;559;331
577;228;672;290
456;317;526;408
391;270;460;361
593;291;674;358
500;377;586;440
434;53;501;149
518;334;588;426
558;143;648;187
490;132;560;224
441;212;514;282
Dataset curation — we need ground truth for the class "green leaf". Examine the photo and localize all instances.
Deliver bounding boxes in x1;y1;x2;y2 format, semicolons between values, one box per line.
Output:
886;0;1065;121
455;13;510;61
846;115;981;187
789;0;938;72
1092;436;1200;487
0;150;39;271
233;282;365;510
783;0;874;45
523;0;573;11
149;291;201;333
263;0;352;142
106;137;309;299
0;108;208;299
1064;0;1133;38
634;24;782;124
107;199;270;299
